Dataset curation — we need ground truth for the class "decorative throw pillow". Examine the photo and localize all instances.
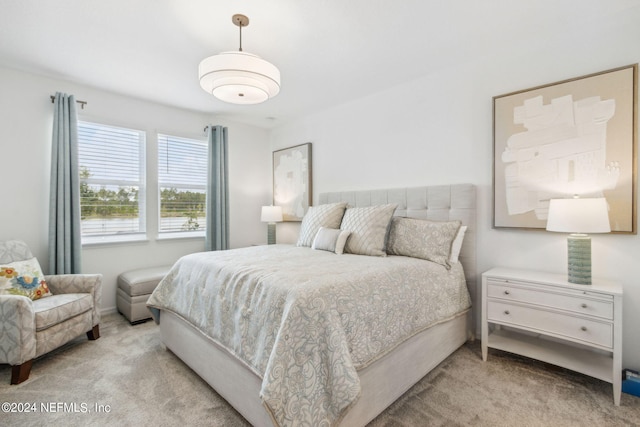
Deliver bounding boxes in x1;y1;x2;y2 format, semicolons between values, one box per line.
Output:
0;257;52;300
449;225;467;264
311;227;352;254
387;217;461;268
340;204;397;257
297;202;348;247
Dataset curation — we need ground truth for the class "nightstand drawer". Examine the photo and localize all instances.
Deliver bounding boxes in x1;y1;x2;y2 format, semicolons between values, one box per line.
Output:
487;300;613;348
487;282;613;320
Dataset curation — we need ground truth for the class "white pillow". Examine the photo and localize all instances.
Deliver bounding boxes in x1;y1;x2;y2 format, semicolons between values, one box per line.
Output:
311;227;351;254
297;202;348;247
449;225;467;264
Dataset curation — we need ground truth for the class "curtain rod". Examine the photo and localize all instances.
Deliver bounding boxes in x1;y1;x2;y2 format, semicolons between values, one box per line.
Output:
50;95;87;109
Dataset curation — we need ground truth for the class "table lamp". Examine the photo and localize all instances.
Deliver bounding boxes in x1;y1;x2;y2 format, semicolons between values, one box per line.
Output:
546;197;610;285
261;205;283;245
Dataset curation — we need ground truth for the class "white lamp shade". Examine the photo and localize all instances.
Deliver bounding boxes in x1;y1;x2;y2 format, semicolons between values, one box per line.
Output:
199;51;280;105
261;205;283;223
546;198;611;233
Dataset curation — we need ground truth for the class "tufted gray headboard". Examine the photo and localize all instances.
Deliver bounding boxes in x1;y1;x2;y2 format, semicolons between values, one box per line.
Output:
319;184;477;310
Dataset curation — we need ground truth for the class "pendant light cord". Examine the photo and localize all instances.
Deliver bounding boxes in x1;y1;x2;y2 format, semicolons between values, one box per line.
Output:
238;17;243;52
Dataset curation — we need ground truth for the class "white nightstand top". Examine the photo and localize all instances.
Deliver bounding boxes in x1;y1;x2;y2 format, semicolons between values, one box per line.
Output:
483;267;623;295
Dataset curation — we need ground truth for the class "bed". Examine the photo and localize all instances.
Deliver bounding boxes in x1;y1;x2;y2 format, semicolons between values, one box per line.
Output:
148;184;476;427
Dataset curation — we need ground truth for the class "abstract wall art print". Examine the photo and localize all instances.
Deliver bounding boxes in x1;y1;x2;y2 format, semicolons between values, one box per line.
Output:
273;143;312;221
493;64;637;233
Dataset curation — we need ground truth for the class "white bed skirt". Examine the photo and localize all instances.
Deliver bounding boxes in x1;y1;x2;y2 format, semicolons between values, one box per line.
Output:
159;309;472;427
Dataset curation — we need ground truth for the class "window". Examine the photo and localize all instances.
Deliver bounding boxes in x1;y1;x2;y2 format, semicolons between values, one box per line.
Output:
158;134;207;235
77;121;146;243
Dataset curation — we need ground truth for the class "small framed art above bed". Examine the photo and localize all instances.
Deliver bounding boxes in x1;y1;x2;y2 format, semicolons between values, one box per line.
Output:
273;143;312;221
148;183;476;427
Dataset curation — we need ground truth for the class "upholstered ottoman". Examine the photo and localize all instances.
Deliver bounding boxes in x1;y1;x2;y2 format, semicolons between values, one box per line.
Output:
116;266;170;324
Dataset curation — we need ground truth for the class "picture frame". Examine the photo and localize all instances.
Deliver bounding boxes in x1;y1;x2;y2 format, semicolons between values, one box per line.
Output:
493;64;637;233
273;143;312;221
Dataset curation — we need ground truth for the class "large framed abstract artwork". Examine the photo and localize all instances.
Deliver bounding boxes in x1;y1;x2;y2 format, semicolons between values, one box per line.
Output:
273;143;312;221
493;64;637;233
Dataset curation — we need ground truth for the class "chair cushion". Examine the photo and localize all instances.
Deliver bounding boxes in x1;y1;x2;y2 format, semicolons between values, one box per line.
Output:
0;257;52;300
32;293;93;331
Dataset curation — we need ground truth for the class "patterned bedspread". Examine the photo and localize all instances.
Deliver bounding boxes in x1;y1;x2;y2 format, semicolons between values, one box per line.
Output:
147;244;471;426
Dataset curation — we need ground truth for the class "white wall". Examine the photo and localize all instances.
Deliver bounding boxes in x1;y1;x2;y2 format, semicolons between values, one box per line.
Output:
270;8;640;369
0;66;271;313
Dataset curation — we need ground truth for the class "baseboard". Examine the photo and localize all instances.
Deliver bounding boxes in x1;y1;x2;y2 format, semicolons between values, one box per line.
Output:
101;306;118;316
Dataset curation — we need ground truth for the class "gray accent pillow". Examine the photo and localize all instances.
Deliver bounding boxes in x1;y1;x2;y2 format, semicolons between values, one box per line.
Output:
311;227;351;254
340;204;397;257
297;202;348;247
387;217;461;268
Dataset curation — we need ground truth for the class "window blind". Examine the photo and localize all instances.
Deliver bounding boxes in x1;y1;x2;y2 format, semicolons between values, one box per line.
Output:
77;121;146;238
158;134;207;233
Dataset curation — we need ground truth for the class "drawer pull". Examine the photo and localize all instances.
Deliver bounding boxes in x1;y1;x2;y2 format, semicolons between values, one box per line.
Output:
504;290;510;295
504;310;510;315
581;303;587;309
581;326;587;332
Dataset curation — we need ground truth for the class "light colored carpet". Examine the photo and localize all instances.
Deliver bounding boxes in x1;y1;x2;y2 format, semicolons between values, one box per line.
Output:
1;313;638;426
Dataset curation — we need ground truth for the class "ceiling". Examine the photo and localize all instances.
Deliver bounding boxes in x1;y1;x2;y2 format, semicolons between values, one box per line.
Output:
0;1;635;128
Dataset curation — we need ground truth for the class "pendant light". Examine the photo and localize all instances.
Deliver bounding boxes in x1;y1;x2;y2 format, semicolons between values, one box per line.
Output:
199;14;281;105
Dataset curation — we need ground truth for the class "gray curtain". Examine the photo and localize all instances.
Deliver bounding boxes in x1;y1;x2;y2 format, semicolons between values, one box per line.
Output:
205;125;229;251
48;92;82;274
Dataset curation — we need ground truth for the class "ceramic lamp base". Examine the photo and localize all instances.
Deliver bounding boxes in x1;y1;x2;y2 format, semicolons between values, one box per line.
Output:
267;223;276;245
567;233;591;285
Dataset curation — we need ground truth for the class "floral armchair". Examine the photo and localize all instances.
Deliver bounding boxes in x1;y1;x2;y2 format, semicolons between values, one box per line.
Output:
0;240;102;384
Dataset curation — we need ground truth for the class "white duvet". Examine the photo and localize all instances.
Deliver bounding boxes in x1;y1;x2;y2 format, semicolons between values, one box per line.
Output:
147;244;471;426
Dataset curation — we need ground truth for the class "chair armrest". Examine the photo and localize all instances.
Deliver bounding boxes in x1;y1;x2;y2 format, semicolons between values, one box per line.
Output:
0;295;36;365
45;274;103;327
45;274;101;295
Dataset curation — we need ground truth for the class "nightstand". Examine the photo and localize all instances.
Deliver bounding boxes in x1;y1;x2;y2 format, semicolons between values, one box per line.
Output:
481;267;623;405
